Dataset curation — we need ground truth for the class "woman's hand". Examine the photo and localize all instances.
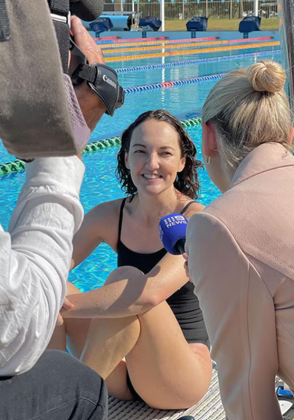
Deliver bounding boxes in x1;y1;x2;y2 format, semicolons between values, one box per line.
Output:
56;297;75;326
183;252;193;283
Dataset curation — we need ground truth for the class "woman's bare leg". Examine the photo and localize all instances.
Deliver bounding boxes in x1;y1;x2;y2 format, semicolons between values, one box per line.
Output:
126;301;212;409
104;360;134;400
51;281;212;409
47;323;66;351
64;282;91;357
81;300;212;409
46;282;89;354
47;281;140;397
81;315;140;380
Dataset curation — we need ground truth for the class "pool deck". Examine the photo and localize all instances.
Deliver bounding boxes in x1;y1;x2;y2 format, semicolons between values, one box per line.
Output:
108;368;226;420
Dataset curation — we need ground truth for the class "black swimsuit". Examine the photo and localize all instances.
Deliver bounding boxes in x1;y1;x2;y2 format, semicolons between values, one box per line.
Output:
117;198;209;401
117;198;209;347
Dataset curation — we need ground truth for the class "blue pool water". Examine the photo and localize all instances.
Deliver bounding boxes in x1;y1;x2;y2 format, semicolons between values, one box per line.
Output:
0;43;282;291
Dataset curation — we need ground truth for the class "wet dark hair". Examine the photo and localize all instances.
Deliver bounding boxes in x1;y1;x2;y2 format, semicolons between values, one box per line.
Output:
116;110;202;199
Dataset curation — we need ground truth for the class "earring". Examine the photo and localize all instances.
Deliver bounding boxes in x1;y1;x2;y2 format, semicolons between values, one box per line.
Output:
204;155;211;165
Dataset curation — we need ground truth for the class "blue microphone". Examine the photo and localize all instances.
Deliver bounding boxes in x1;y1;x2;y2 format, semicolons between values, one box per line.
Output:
159;214;188;255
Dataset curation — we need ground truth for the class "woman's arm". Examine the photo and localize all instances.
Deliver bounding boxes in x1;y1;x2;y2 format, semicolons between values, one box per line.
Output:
63;203;202;319
71;199;120;269
63;252;189;318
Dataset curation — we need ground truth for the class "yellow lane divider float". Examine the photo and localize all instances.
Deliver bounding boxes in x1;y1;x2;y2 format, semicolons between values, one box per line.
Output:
105;42;280;62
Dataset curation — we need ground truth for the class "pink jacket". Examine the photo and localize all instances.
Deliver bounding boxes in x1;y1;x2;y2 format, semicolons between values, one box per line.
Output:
186;143;294;420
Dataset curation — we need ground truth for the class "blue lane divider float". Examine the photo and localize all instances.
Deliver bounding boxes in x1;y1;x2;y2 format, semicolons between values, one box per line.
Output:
116;49;281;74
124;72;229;94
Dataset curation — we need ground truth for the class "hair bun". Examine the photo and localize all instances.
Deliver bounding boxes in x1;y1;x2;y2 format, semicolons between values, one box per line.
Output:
247;60;286;93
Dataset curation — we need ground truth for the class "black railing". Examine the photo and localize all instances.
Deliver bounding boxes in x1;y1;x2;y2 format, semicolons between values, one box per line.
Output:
103;0;278;21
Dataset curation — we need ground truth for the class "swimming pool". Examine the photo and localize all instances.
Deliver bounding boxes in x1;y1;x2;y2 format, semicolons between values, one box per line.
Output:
0;40;281;290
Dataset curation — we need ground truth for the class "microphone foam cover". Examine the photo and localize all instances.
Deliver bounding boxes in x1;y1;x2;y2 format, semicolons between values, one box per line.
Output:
159;214;188;255
70;0;104;21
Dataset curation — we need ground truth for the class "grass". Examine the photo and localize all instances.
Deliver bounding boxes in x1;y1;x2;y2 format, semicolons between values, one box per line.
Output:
164;17;278;31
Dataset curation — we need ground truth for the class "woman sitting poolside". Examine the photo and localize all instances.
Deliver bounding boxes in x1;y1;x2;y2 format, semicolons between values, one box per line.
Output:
186;60;294;420
50;110;212;410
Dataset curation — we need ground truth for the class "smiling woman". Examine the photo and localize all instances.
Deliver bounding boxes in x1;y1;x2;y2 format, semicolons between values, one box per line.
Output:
125;120;185;197
116;110;201;200
48;109;212;410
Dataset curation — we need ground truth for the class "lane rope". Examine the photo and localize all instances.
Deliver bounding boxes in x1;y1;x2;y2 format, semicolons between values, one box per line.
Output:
102;38;276;54
124;71;229;94
116;49;281;73
94;36;168;43
101;36;273;50
106;41;280;62
98;36;219;47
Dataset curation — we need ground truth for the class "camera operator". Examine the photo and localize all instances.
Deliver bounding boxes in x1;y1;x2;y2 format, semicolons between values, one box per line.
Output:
0;17;110;420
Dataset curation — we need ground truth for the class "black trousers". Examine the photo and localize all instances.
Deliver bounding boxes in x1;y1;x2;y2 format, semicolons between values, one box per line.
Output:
0;350;108;420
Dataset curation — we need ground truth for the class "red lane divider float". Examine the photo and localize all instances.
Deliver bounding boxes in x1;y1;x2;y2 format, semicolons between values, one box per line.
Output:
167;36;219;43
94;36;169;42
228;36;273;43
93;36;121;40
160;81;175;88
113;36;219;43
112;36;169;43
97;37;220;48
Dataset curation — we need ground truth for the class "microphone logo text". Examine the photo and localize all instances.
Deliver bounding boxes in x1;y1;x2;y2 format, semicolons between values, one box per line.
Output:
164;215;187;228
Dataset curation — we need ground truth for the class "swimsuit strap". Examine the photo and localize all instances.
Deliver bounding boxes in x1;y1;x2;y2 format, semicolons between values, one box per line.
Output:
118;198;127;241
119;199;194;240
180;201;195;215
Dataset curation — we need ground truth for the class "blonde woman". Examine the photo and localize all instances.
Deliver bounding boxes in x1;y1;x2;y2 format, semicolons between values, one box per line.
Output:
186;60;294;420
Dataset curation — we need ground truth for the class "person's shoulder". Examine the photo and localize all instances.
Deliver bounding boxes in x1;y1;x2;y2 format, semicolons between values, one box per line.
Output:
81;198;126;246
85;198;125;224
201;189;235;220
182;200;204;220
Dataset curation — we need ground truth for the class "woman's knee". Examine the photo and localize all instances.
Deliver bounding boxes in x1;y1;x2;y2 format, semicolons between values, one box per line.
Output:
190;342;211;361
190;343;213;394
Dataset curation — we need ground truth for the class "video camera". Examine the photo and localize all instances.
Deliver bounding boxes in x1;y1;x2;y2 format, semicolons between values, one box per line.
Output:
0;0;124;159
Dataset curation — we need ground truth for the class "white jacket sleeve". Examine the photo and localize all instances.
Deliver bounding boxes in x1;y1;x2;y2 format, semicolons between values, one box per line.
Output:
0;156;84;376
186;212;281;420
